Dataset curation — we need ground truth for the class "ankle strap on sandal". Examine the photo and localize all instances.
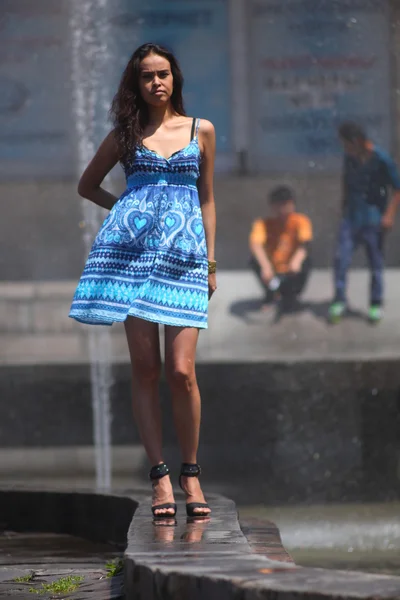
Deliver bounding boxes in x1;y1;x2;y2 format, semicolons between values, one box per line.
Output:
180;463;201;477
149;462;170;480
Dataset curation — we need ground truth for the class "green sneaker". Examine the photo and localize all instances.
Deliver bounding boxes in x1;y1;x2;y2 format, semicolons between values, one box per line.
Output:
329;302;346;323
368;305;383;324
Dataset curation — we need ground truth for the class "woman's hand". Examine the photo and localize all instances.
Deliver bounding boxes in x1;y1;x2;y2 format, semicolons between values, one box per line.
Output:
208;273;217;299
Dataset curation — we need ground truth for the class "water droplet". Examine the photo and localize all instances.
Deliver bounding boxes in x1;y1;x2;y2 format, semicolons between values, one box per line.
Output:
313;453;320;460
371;388;378;396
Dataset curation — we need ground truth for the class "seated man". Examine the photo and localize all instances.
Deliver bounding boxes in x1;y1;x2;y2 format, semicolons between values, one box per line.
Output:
249;186;312;309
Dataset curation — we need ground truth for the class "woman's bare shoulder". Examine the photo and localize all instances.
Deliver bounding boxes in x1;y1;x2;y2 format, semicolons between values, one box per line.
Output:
197;119;215;136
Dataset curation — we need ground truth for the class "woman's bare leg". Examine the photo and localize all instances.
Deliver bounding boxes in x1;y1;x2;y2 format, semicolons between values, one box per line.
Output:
125;316;175;515
164;326;210;514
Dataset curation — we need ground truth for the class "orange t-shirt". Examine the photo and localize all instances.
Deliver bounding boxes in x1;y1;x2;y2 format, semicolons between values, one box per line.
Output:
249;213;312;273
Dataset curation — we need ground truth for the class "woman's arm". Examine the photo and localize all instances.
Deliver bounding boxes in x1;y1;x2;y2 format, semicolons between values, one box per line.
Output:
77;131;120;210
198;120;217;297
198;120;216;260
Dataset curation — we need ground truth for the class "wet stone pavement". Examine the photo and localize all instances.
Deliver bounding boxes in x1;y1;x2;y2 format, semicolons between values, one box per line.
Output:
0;531;123;598
0;496;294;599
2;492;400;599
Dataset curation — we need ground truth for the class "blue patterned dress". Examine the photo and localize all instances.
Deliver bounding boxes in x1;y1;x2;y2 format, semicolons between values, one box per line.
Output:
69;119;208;328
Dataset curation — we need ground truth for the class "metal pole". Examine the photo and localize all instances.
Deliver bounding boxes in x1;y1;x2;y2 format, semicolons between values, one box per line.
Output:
229;0;250;173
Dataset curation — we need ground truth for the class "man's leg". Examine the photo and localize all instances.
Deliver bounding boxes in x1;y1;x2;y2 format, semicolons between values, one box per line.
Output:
363;226;385;311
284;257;311;297
279;258;311;303
333;219;355;304
249;257;275;304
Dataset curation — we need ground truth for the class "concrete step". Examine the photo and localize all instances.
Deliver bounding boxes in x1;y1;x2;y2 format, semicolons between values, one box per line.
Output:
2;269;400;364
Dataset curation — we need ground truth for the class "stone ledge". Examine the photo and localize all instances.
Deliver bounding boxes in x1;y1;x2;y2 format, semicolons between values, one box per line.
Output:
0;488;137;548
124;495;400;600
239;516;294;562
1;488;400;600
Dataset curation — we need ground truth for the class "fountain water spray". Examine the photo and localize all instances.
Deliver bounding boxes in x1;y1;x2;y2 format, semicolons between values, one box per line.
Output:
69;0;114;490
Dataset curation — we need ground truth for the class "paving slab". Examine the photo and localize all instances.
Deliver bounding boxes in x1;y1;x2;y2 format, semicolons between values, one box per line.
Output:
0;532;123;599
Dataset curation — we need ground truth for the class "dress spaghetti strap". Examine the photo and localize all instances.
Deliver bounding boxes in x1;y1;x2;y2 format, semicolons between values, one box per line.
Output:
190;117;196;141
195;118;200;138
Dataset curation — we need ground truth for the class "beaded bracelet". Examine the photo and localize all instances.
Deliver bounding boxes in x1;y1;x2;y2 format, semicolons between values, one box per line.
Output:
208;260;217;274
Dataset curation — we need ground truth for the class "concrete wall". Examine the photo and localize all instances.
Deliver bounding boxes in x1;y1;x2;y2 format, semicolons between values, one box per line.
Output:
3;3;400;280
3;171;400;282
1;361;399;505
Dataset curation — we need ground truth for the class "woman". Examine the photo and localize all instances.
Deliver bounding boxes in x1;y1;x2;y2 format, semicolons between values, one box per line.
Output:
69;43;216;519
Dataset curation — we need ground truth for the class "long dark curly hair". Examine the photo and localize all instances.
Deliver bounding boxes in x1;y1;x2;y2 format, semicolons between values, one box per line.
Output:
110;43;186;166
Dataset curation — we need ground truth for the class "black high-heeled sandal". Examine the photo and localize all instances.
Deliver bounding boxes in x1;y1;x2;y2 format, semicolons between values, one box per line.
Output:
179;463;210;518
150;463;177;519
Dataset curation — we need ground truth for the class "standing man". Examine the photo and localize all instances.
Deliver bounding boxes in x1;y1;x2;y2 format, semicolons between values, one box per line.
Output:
329;122;400;324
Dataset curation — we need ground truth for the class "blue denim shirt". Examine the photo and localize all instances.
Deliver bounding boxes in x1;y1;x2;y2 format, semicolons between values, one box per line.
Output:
343;145;400;228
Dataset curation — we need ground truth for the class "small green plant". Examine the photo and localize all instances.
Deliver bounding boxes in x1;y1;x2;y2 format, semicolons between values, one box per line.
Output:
14;571;35;583
105;558;124;578
29;575;84;595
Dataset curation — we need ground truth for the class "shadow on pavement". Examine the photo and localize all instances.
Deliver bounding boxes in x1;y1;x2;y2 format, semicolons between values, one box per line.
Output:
229;296;367;324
